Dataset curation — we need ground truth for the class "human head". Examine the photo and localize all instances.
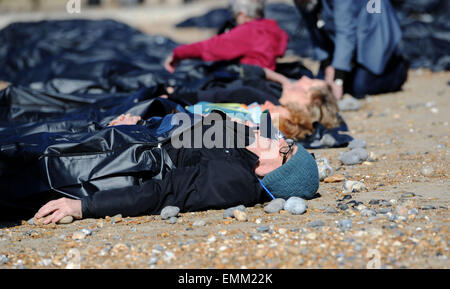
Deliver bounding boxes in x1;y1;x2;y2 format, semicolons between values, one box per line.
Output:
229;0;265;24
262;101;315;140
280;76;340;131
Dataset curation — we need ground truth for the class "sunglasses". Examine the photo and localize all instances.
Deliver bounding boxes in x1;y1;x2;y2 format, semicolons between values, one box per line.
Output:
280;138;295;165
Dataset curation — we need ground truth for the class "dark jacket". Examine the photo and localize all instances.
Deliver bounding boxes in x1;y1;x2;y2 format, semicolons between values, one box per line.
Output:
81;113;269;218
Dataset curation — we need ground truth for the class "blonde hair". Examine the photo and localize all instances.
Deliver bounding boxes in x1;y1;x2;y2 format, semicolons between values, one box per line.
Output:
278;86;340;140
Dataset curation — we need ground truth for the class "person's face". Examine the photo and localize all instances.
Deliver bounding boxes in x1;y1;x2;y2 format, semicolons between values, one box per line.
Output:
280;76;326;108
246;130;297;177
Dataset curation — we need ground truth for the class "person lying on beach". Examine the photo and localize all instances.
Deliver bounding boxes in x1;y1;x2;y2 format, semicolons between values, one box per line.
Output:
164;0;288;73
33;112;319;224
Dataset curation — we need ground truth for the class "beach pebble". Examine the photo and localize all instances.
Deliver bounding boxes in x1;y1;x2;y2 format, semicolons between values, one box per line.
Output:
233;210;248;222
223;205;245;219
264;199;286;214
338;219;353;231
148;257;159;266
377;208;391;214
111;214;122;224
257;226;270;233
169;217;178;224
421;205;436;210
324;174;345;183
72;229;92;240
284;197;307;215
307;220;325;228
324;207;339;214
338;96;361;111
360;209;377;217
408;208;419;215
57;216;74;225
160;206;180;220
342;180;366;193
193;220;206;226
338;203;349;211
348;139;367;149
367;152;378;162
420;166;434;177
339;148;369;165
27;218;35;226
0;255;9;265
316;158;334;181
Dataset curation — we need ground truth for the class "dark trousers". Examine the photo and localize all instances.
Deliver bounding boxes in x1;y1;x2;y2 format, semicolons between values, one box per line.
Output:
318;53;409;98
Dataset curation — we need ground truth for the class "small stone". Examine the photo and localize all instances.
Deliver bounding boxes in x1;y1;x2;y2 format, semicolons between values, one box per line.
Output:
307;220;325;228
169;217;178;224
148;257;158;266
40;259;52;267
27;218;35;226
305;232;317;240
355;204;368;211
342;180;366;194
338;219;353;231
111;214;122;224
367;152;378;162
421;205;436;210
338;96;361;111
255;218;262;224
284;197;307;215
57;216;74;225
257;226;269;232
396;206;408;217
316;158;334;181
408;208;419;215
233;210;248;222
160;206;180;220
0;255;9;265
420;166;434;177
339;148;369;165
401;192;416;198
324;174;345;183
264;199;286;214
369;199;380;205
251;234;262;241
348;139;367;149
360;209;377;217
223;205;245;219
338;203;349;211
324;207;338;214
377;208;391;214
193;220;206;226
163;251;175;262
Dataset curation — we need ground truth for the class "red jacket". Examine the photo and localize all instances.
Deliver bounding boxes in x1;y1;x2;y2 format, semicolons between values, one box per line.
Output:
172;19;289;71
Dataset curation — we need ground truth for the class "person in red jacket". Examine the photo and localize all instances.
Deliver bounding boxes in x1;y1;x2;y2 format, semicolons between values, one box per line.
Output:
164;0;289;73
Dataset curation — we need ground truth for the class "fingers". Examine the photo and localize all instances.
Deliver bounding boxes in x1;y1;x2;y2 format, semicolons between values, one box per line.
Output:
35;199;63;219
43;210;66;225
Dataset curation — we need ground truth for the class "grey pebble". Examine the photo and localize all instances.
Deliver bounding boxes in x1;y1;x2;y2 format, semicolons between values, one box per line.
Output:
361;209;377;217
307;220;325;228
369;199;380;205
408;208;419;215
348;139;367;149
379;200;392;207
324;207;339;214
401;192;416;198
420;166;434;177
251;234;262;241
338;96;361;111
27;218;35;226
257;226;270;232
223;205;245;219
338;203;349;211
316;158;334;181
421;205;436;210
0;255;9;265
338;219;353;231
284;197;307;215
193;220;206;227
169;217;178;224
264;199;286;214
339;148;369;165
377;208;391;214
148;257;159;266
160;206;180;220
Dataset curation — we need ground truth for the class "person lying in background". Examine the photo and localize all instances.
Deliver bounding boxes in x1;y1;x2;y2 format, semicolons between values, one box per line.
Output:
164;74;340;141
164;0;289;73
34;112;319;224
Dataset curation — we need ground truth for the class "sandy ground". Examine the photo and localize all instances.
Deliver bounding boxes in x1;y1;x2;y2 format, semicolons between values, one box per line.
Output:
0;3;449;269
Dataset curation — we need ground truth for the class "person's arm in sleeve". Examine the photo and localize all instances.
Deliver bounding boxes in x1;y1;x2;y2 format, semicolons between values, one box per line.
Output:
330;0;359;72
172;25;253;64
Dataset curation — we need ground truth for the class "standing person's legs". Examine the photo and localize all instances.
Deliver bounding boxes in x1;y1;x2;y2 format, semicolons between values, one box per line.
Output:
347;54;409;98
